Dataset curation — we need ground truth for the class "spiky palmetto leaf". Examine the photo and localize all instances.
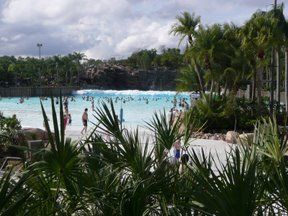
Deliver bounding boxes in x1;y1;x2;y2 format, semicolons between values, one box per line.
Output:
23;170;67;216
248;118;288;214
93;101;123;140
252;117;288;165
35;95;84;213
76;166;124;216
0;170;31;215
3;96;288;215
182;147;265;216
270;161;288;214
83;102;180;215
119;160;177;216
91;101;154;178
146;110;182;162
181;109;204;148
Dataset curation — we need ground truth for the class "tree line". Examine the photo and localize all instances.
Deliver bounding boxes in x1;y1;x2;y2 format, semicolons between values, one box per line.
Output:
0;48;183;87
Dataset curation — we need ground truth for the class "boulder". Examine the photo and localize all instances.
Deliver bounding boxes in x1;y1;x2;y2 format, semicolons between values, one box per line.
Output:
225;131;239;144
210;135;218;140
20;127;50;141
237;133;254;145
2;128;50;159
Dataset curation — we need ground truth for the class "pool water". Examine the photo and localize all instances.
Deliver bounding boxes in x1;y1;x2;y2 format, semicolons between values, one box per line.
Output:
0;89;197;132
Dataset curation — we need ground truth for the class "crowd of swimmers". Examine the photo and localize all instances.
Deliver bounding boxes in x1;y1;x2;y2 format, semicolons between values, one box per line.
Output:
15;94;194;109
16;94;196;139
10;93;196;173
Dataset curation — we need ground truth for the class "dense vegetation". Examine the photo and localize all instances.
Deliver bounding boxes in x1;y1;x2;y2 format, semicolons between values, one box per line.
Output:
0;48;183;87
0;98;288;215
173;5;288;102
171;2;288;131
0;113;22;159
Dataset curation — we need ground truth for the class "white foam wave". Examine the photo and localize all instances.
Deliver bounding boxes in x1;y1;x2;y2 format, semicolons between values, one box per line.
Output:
74;89;194;96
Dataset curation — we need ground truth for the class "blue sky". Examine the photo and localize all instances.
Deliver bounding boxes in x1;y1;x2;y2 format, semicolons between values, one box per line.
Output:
0;0;287;59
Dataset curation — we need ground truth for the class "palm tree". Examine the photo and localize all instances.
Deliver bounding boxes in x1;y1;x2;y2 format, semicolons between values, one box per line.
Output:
170;11;200;46
177;64;201;92
216;24;251;98
241;10;276;112
170;12;205;94
281;7;288;112
70;52;86;85
187;24;227;98
52;55;62;85
267;3;287;111
285;47;288;112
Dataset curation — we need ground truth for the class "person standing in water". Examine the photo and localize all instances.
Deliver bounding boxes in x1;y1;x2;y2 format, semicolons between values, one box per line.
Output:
91;99;95;111
81;108;88;134
68;113;72;125
63;114;68;131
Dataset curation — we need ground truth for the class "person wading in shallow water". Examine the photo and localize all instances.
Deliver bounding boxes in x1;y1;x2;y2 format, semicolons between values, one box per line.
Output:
81;108;88;135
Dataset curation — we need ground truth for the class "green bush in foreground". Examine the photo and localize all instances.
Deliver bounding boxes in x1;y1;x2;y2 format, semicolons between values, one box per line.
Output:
0;114;23;159
0;98;288;215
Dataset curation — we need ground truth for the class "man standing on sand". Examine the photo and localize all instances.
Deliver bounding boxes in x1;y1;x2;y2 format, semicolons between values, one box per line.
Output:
81;108;88;134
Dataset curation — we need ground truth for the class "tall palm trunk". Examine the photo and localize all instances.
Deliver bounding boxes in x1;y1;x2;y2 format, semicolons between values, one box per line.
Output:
276;50;281;105
192;58;205;96
77;68;80;85
256;66;263;113
69;67;72;85
217;84;221;97
270;49;275;114
285;49;288;112
65;70;68;84
248;84;252;100
210;80;214;99
223;82;228;98
252;72;256;101
56;66;59;85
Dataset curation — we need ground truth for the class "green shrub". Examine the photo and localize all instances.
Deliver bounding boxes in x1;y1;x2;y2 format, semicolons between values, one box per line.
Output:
0;115;23;158
0;114;21;132
190;95;280;132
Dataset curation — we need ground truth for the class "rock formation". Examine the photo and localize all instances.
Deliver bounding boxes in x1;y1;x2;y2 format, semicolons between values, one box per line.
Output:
82;63;178;90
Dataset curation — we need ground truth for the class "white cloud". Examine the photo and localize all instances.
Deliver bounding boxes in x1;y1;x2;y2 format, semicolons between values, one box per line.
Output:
0;0;287;59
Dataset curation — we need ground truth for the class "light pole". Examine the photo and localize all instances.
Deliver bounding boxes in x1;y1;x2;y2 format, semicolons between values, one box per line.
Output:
37;43;43;59
37;43;43;83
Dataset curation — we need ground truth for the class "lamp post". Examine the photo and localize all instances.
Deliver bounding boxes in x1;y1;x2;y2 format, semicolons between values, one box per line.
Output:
37;43;42;59
37;43;43;83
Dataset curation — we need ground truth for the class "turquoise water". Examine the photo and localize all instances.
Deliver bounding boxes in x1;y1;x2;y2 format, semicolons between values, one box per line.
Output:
0;90;197;131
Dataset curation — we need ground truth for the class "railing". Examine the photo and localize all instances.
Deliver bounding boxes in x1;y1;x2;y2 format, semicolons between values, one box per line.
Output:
0;86;79;97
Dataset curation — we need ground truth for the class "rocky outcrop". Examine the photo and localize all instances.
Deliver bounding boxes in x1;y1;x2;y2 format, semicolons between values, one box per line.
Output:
83;63;177;90
191;132;226;141
20;128;50;141
225;131;239;144
237;133;254;145
0;128;49;160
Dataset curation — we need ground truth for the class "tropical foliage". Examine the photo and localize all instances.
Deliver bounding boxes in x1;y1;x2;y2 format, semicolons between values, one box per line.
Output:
0;114;22;159
171;3;288;131
0;98;287;215
173;4;288;104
